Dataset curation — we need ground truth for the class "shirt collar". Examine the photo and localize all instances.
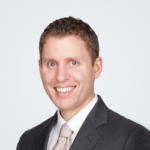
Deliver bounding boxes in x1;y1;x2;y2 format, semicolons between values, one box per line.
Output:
56;94;98;135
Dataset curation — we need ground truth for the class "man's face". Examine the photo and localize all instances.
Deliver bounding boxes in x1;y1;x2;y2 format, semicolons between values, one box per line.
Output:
39;35;102;114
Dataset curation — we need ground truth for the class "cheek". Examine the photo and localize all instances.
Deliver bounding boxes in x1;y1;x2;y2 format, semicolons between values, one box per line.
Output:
81;67;95;86
41;70;55;84
72;69;88;84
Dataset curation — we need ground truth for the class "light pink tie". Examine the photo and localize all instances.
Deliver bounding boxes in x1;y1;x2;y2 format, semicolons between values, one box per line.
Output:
52;123;73;150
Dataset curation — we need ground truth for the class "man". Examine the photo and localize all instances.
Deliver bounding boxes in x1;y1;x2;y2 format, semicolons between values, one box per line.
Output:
17;17;150;150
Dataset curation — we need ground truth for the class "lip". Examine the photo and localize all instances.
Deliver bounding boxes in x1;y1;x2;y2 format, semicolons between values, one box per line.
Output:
54;86;76;96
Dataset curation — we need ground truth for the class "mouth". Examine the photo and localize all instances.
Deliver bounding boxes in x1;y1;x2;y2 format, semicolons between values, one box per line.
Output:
54;86;76;96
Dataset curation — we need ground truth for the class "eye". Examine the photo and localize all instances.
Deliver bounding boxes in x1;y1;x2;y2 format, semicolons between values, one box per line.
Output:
48;62;56;67
70;61;78;66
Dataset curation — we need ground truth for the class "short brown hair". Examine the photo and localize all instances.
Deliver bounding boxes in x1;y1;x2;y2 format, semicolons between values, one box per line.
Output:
39;16;99;66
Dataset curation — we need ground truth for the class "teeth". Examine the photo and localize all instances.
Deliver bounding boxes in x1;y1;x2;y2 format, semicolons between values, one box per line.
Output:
56;87;75;93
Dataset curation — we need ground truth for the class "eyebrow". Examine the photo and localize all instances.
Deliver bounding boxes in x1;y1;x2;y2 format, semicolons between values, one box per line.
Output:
43;56;84;63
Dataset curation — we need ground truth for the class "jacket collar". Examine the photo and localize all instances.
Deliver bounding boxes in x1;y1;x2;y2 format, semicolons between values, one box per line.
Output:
89;95;108;127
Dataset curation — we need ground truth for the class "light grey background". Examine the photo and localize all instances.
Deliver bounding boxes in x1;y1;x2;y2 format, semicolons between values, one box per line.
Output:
0;0;150;149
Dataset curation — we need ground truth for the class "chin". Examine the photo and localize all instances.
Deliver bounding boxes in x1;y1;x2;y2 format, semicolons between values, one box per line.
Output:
57;104;74;111
57;104;70;110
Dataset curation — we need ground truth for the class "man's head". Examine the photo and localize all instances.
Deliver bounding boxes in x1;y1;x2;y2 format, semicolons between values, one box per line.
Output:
39;16;99;66
38;17;102;120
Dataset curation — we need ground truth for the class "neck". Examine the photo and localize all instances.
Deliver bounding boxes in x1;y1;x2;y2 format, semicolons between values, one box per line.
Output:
59;94;95;122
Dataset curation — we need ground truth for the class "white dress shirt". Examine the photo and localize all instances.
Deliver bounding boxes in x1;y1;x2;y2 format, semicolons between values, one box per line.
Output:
47;94;98;150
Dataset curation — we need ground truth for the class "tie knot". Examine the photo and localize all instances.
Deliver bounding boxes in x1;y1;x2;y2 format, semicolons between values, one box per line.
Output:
59;123;73;137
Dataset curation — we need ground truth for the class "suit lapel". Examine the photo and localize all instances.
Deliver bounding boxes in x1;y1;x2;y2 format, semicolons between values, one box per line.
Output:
70;95;108;150
69;116;100;150
33;112;57;150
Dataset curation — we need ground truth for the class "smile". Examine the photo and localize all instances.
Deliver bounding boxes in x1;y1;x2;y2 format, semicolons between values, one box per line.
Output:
55;87;76;93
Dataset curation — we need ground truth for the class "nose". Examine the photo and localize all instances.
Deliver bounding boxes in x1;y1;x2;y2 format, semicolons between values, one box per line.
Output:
56;64;70;82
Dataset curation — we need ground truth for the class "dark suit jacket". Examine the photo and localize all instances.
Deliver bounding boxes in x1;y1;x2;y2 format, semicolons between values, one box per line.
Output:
16;95;150;150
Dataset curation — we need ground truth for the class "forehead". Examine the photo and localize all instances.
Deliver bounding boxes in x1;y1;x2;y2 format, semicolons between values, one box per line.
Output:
42;35;91;61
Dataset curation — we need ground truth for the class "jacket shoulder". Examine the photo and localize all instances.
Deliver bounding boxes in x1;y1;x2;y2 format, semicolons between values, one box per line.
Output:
106;109;150;142
108;110;150;149
16;116;54;150
108;109;149;132
25;116;53;136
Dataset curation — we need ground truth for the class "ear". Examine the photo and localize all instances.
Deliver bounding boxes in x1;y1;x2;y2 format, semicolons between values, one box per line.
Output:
38;59;42;79
94;57;103;79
